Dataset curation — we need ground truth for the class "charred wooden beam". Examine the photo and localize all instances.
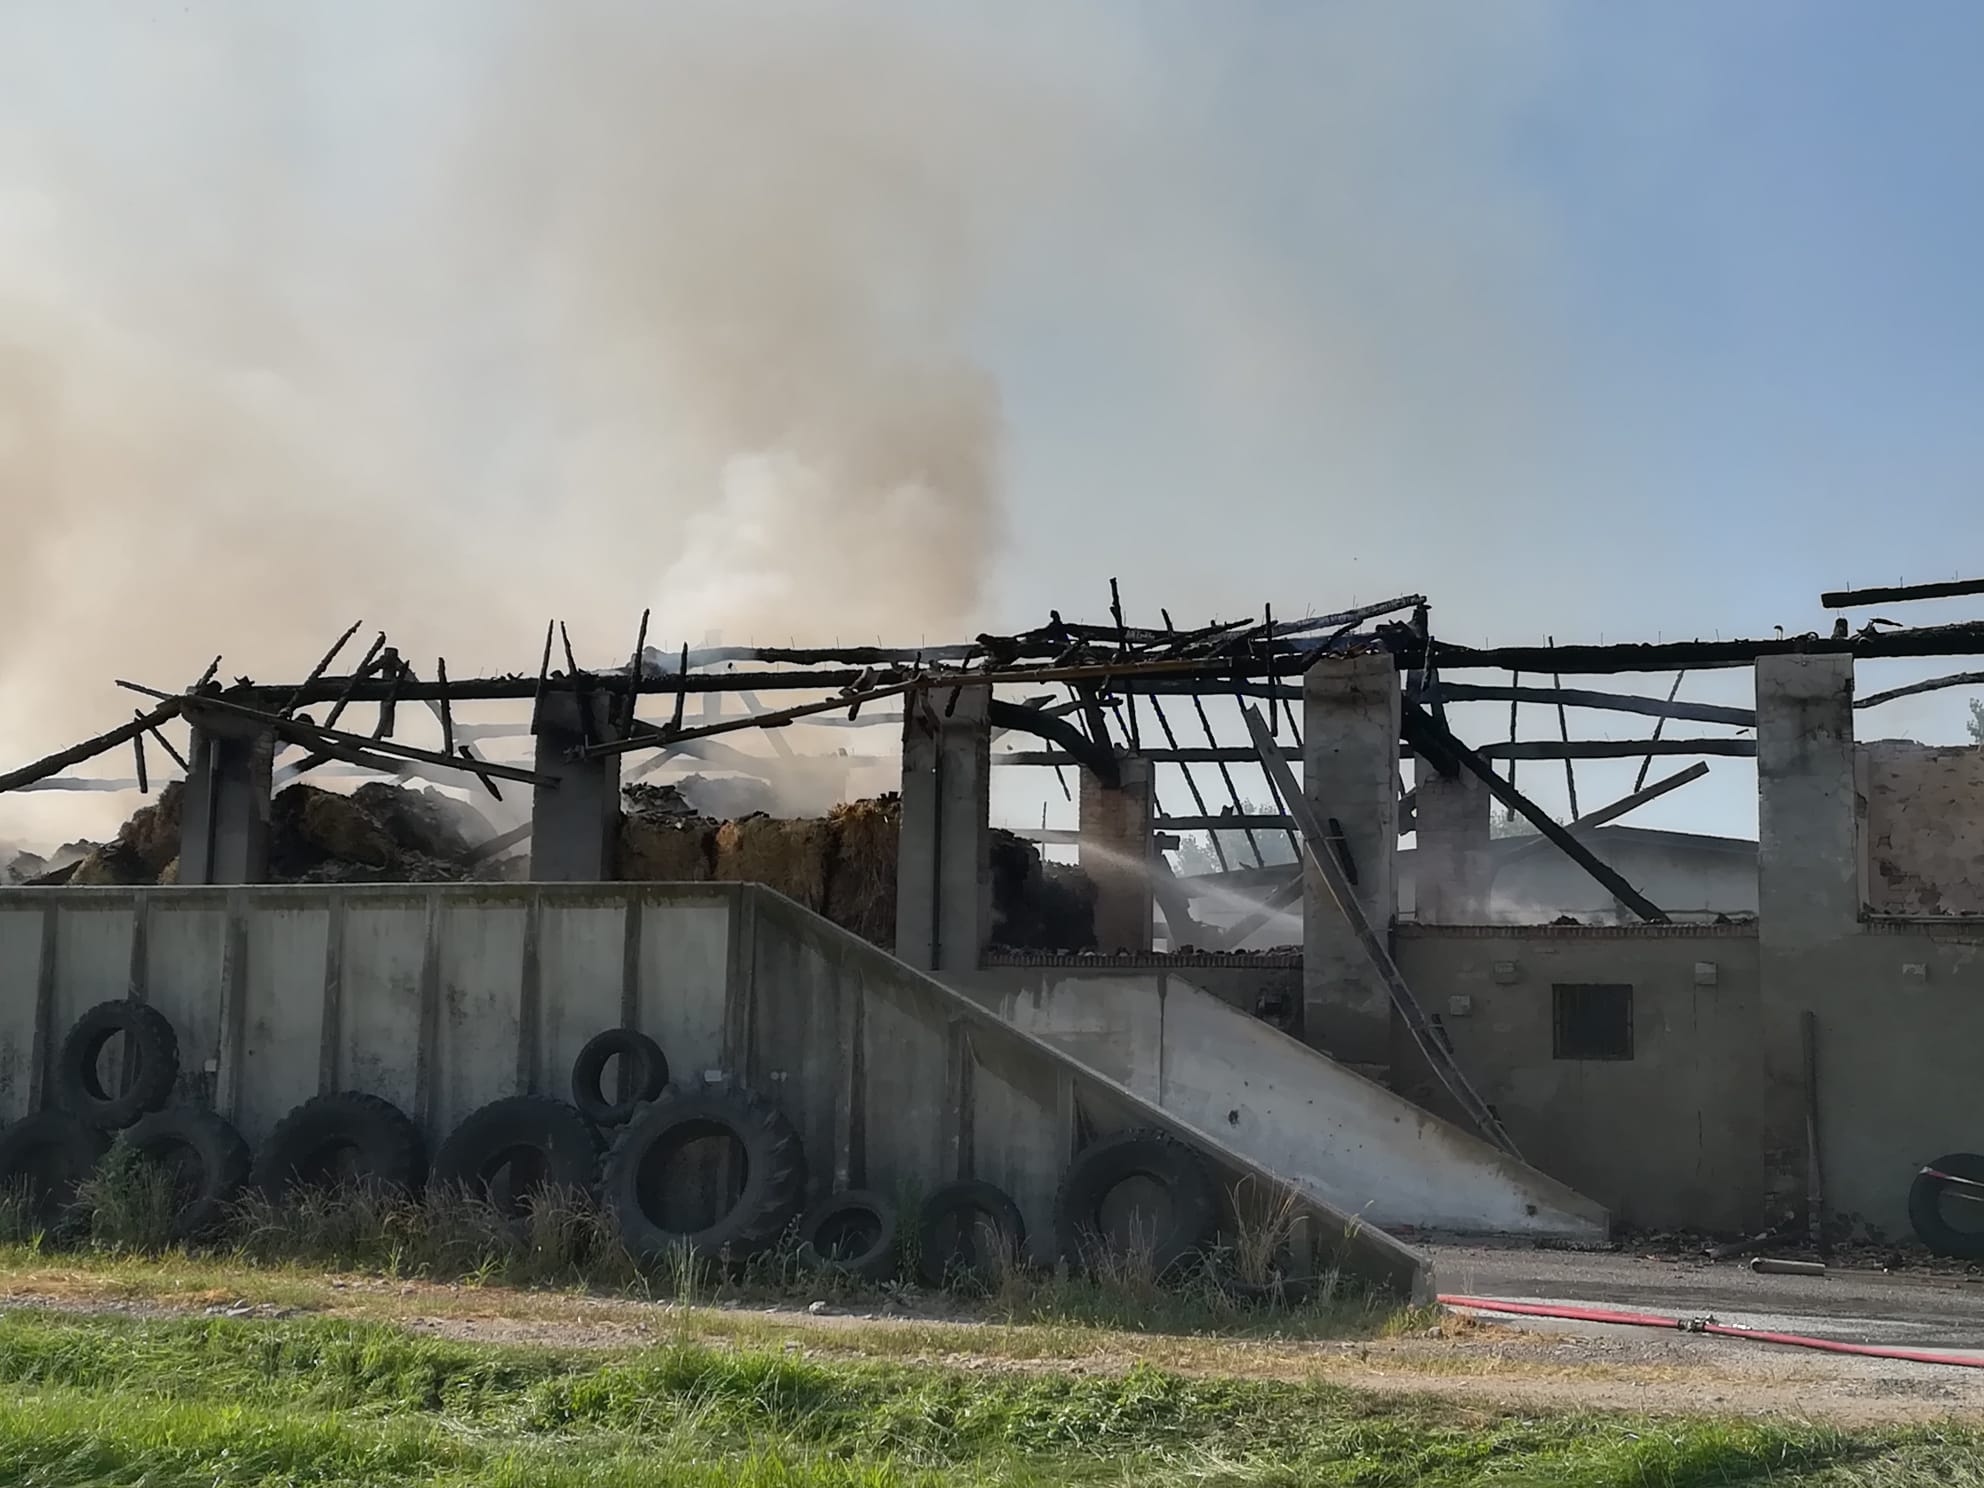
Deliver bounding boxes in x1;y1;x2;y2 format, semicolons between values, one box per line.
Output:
996;746;1302;766
131;727;149;795
184;694;556;787
1822;576;1984;608
622;608;650;732
985;700;1119;786
1856;669;1984;709
435;658;455;758
281;620;363;717
1498;762;1710;865
1146;694;1227;872
0;701;183;796
1423;681;1752;728
1549;636;1579;819
1243;703;1522;1154
1478;738;1754;760
322;634;388;732
262;654;1244;708
1155;814;1290;831
468;820;533;865
580;678;924;760
372;648;403;739
1415;621;1984;675
1400;701;1669;923
143;715;189;773
1636;670;1689;791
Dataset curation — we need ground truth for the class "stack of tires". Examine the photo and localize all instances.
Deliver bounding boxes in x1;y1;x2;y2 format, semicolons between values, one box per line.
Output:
0;1002;1262;1299
0;1000;248;1238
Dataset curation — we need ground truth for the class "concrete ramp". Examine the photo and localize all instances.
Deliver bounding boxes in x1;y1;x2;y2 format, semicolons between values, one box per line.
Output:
0;883;1432;1298
954;965;1608;1242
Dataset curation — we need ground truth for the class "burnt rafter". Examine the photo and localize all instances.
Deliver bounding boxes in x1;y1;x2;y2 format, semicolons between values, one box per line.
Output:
985;700;1120;786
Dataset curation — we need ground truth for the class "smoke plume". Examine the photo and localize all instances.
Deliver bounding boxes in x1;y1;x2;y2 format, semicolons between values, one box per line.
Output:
0;1;1091;839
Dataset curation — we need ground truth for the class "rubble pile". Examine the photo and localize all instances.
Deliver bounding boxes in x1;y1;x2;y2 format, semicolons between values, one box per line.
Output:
270;782;497;884
6;781;502;887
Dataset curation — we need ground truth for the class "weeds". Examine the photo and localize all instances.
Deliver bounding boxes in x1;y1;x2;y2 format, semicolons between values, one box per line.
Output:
0;1178;42;1249
45;1146;1390;1336
74;1139;180;1253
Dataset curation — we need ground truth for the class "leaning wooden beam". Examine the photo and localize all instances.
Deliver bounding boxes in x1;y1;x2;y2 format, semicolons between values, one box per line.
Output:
141;712;189;772
1856;669;1984;709
434;659;455;757
321;633;388;732
621;608;650;732
1635;671;1689;791
1425;681;1753;729
1499;762;1710;865
1479;738;1754;760
468;820;533;865
1402;702;1669;923
1822;576;1984;609
372;649;404;740
1146;695;1228;873
0;700;182;796
1549;637;1578;819
986;700;1119;786
131;728;149;795
1242;703;1522;1156
180;694;556;787
281;619;363;717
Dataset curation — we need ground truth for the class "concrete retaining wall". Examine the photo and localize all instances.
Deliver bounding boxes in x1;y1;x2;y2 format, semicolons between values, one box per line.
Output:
0;882;1430;1297
952;964;1607;1241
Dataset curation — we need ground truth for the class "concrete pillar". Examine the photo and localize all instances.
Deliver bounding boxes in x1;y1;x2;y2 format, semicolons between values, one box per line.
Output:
178;713;275;885
895;685;991;972
528;691;623;882
1080;756;1153;953
1302;653;1401;1062
1755;652;1858;1225
1411;755;1491;923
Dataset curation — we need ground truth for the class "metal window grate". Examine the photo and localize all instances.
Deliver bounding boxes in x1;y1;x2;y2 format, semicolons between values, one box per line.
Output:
1552;983;1633;1060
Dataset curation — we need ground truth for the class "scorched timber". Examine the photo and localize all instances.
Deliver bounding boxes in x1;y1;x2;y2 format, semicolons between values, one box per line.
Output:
1416;621;1984;675
0;700;183;796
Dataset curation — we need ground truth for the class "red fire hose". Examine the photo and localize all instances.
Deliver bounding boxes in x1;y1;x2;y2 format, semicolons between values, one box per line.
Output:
1438;1293;1984;1370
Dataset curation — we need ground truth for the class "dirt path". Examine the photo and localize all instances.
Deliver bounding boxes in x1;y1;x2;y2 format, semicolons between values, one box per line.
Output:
5;1263;1983;1425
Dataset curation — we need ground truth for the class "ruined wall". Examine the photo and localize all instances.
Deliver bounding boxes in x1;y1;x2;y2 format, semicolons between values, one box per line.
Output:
1392;924;1764;1233
1860;741;1984;915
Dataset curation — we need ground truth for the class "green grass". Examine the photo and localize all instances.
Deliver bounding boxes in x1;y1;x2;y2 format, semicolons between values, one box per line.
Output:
0;1308;1978;1486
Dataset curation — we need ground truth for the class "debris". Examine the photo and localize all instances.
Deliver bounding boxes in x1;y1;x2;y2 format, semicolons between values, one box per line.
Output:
1749;1257;1827;1277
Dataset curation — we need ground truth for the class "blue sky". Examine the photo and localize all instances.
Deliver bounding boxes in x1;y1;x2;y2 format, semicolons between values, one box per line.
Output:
3;2;1982;847
977;3;1984;839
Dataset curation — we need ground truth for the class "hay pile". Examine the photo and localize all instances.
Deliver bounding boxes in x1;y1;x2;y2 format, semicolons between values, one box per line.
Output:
62;783;185;886
619;783;715;881
822;795;900;946
714;816;836;912
614;789;1093;953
